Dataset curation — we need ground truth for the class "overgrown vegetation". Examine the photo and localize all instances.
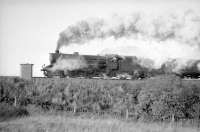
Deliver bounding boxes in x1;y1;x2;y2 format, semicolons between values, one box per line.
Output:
0;75;200;122
0;103;29;121
1;115;199;132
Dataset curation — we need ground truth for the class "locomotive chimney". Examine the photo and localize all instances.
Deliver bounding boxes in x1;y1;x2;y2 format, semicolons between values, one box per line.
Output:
74;52;79;56
55;50;60;54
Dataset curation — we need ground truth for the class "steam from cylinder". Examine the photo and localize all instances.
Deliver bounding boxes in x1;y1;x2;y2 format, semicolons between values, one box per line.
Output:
50;55;88;72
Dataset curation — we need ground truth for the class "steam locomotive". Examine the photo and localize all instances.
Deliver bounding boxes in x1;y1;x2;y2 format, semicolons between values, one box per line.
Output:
41;50;200;79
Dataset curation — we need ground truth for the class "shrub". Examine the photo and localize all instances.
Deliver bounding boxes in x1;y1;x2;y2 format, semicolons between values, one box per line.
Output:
0;77;33;106
135;75;200;121
0;103;29;121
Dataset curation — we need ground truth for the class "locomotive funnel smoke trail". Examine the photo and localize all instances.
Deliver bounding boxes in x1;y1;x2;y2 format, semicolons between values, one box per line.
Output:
56;10;200;73
56;10;200;51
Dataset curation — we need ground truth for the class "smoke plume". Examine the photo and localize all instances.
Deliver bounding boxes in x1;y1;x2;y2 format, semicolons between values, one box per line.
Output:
56;10;200;72
161;59;197;73
57;10;200;50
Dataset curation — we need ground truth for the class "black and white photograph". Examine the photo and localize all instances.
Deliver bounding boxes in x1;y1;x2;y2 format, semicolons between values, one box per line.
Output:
0;0;200;131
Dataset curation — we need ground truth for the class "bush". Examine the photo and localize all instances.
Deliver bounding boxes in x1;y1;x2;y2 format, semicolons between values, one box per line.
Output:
0;77;33;106
135;75;200;121
0;103;29;121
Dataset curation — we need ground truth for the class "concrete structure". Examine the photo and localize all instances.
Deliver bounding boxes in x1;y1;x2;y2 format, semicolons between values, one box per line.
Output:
20;63;33;80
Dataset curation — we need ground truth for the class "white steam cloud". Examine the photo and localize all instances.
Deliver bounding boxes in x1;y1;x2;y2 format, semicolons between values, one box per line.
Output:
57;10;200;50
56;10;200;72
50;56;88;72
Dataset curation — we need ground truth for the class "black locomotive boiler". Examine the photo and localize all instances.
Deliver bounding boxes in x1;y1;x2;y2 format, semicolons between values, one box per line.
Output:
41;50;152;79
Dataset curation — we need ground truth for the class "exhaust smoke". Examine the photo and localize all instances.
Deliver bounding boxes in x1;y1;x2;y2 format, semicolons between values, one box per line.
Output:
55;10;200;73
57;10;200;50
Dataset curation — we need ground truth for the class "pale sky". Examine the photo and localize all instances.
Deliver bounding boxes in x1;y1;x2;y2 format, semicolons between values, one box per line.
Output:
0;0;199;77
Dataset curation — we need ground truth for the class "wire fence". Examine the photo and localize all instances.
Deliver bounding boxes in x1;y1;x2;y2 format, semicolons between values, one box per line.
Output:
47;105;131;119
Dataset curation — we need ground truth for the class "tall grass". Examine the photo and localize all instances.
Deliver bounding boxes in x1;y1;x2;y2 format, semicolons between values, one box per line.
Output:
0;103;29;122
0;115;199;132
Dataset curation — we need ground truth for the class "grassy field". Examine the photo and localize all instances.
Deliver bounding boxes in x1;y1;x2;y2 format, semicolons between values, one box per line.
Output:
1;75;200;132
0;115;199;132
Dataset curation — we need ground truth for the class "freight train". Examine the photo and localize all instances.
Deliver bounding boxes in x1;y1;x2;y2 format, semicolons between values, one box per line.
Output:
41;50;200;79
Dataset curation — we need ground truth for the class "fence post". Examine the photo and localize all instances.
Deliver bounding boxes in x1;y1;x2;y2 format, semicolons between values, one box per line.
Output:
125;109;129;120
14;96;17;107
